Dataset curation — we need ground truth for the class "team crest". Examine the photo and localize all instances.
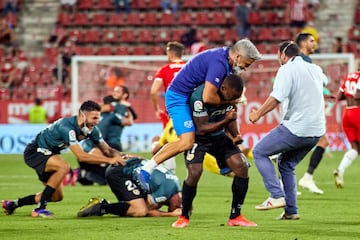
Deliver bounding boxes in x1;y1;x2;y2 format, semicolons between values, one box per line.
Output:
69;130;76;142
194;100;203;112
184;120;193;128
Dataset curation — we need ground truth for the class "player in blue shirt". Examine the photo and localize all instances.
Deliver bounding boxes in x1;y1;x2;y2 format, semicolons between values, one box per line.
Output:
77;157;181;218
134;39;261;191
1;100;124;218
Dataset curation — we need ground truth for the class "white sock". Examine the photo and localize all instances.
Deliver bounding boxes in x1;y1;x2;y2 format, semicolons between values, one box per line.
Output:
142;159;157;173
162;157;176;172
338;149;358;173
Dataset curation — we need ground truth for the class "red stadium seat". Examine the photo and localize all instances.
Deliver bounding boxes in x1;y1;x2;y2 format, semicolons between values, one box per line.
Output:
132;0;147;9
203;0;216;9
126;13;142;26
248;11;262;25
263;11;280;25
97;0;113;10
132;46;148;55
149;46;165;55
78;0;94;10
102;29;118;43
92;13;107;26
257;27;273;41
137;29;154;43
275;27;291;41
143;12;158;26
68;29;83;43
207;29;222;42
108;13;125;26
178;12;193;25
147;0;161;9
115;46;131;55
119;30;135;43
194;11;212;25
212;12;227;25
97;47;113;55
83;29;100;43
182;0;199;9
217;0;233;8
73;13;90;26
158;12;175;26
75;46;96;55
154;29;172;43
223;29;238;42
45;47;59;59
172;28;187;42
255;43;268;54
57;13;72;27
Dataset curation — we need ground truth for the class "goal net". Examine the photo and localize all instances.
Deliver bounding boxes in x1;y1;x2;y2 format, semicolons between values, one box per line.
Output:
71;53;356;152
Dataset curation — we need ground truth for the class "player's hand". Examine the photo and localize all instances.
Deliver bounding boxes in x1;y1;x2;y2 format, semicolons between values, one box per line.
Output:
225;109;237;121
232;134;244;145
249;109;260;123
155;109;163;120
110;156;125;165
170;208;182;216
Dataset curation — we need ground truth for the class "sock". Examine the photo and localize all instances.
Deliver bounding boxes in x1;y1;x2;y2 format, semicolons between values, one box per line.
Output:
17;194;36;207
142;159;157;174
181;181;197;219
338;149;358;173
37;185;55;209
229;177;249;219
102;202;130;216
307;146;325;174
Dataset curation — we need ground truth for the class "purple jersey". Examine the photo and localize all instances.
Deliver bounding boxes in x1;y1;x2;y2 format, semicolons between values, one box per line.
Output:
168;47;231;95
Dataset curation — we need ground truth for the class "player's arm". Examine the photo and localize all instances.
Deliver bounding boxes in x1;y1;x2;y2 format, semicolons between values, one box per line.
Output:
249;96;279;123
194;108;237;135
203;81;221;105
336;89;345;101
146;195;181;217
226;120;243;145
69;143;123;165
150;77;164;119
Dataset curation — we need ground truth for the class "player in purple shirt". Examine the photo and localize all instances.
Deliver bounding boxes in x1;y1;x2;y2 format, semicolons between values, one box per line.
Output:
133;39;261;192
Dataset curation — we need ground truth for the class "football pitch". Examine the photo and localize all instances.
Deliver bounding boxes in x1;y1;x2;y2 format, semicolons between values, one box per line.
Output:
0;151;359;240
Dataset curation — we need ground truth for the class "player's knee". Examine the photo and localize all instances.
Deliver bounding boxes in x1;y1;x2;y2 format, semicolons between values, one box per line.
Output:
51;192;64;202
57;161;70;176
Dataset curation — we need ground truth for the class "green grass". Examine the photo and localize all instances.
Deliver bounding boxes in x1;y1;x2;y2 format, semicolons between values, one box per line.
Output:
1;151;359;240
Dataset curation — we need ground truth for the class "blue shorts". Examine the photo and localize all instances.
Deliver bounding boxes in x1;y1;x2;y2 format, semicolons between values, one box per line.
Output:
165;89;195;135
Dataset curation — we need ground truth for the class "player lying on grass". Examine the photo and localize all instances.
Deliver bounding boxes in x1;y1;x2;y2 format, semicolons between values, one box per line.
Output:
77;157;181;217
1;100;124;218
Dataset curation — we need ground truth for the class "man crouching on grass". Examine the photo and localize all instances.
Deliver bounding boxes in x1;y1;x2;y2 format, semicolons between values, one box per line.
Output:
77;157;181;217
1;100;124;218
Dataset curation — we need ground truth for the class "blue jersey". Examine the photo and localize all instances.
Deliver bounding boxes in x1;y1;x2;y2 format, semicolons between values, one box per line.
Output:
35;116;102;154
168;47;231;95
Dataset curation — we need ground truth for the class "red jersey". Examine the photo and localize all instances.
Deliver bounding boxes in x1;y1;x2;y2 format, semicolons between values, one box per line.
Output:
339;71;360;98
154;60;186;90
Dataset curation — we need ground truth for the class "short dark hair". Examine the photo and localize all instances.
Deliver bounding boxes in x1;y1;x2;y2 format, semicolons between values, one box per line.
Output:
225;74;244;93
121;85;130;100
103;95;115;104
295;33;313;46
80;100;101;112
279;41;300;57
167;41;185;57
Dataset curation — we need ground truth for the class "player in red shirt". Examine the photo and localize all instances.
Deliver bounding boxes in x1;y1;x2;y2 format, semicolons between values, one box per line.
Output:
150;41;186;128
334;71;360;188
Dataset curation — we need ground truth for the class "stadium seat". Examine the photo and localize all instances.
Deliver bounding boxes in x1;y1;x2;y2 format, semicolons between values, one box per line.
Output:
217;0;233;8
194;11;212;25
78;0;94;10
348;27;360;40
264;11;280;25
97;47;113;55
108;13;125;26
119;30;135;43
75;46;96;55
92;13;107;26
83;29;100;43
269;44;279;54
143;12;158;26
207;29;222;43
150;46;165;55
45;47;59;59
137;29;154;43
182;0;199;9
269;0;286;8
73;13;90;26
202;0;216;9
223;29;238;42
132;0;147;9
248;11;262;25
102;29;118;43
354;10;360;24
115;46;131;55
158;12;175;26
257;27;273;41
178;12;193;25
68;29;83;43
212;12;227;25
275;27;291;41
126;13;142;26
255;43;268;54
132;46;148;55
57;12;72;27
154;29;172;43
172;28;187;42
97;0;113;10
147;0;161;9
